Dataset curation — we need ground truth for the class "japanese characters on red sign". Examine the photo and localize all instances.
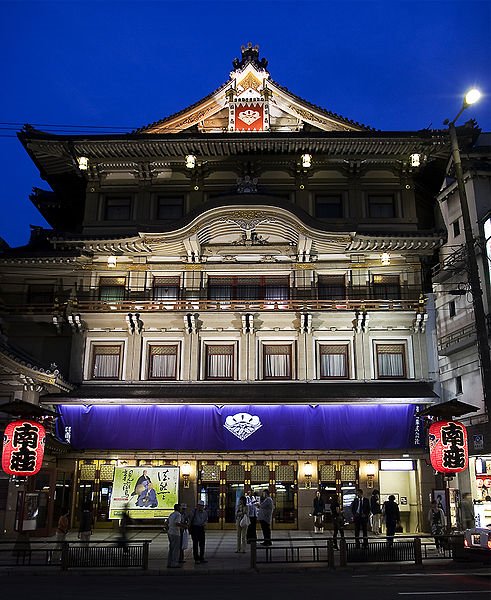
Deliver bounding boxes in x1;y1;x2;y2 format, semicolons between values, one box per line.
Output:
2;420;46;476
429;420;468;474
234;103;264;131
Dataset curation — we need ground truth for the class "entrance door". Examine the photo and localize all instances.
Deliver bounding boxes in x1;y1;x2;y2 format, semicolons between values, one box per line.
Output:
318;461;359;524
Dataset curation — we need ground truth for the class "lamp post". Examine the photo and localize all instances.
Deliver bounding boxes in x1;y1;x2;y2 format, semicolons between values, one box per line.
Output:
444;89;491;419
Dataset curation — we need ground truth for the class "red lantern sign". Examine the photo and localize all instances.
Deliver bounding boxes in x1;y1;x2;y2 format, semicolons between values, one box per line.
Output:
429;420;468;474
2;420;46;476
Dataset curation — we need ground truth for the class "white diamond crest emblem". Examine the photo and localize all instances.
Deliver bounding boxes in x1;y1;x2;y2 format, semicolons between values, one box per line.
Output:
224;412;262;440
237;109;261;126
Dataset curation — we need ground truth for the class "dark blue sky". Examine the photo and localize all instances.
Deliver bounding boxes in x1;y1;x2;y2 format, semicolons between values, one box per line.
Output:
1;0;490;248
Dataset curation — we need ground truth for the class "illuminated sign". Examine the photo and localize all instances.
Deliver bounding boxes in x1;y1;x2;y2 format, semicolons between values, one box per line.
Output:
2;420;46;476
429;420;468;474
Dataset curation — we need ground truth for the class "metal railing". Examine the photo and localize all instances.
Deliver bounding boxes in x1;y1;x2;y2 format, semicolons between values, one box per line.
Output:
250;537;335;569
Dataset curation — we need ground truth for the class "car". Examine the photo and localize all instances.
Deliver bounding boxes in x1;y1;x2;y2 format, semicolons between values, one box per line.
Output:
463;525;491;562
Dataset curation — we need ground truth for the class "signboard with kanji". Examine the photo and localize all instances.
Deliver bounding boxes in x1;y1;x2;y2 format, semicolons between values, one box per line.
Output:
108;466;179;520
429;420;468;474
2;420;46;476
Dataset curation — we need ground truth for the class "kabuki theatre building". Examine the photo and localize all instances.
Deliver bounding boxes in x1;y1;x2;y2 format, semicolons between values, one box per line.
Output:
0;45;453;534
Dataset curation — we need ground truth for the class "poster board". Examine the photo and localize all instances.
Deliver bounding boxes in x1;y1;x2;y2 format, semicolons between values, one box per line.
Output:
108;466;179;520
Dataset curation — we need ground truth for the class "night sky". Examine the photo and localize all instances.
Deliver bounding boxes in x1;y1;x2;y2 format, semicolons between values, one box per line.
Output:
1;0;490;248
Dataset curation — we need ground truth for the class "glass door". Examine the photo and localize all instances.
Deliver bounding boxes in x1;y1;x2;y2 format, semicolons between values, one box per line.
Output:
273;462;297;529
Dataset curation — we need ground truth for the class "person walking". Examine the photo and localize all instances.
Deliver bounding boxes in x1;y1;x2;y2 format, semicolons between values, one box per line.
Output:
189;501;208;564
312;490;325;533
383;494;400;547
428;499;446;554
370;490;382;535
329;494;345;550
351;488;370;548
78;502;93;547
118;503;131;554
258;489;274;546
461;493;475;530
235;495;249;553
167;503;185;568
245;490;258;543
54;508;70;562
179;504;189;563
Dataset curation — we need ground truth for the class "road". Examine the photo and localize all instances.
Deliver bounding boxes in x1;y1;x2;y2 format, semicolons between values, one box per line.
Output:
2;569;490;600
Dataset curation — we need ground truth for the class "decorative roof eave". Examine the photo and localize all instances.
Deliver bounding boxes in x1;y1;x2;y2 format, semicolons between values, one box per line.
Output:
347;234;444;254
19;129;450;180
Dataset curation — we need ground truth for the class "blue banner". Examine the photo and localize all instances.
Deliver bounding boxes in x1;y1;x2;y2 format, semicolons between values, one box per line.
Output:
56;403;421;451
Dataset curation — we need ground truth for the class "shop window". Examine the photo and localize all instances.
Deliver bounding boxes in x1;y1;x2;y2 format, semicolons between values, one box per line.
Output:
319;345;349;379
104;196;132;221
368;194;396;218
263;345;292;380
148;345;178;380
372;275;401;300
375;344;406;379
208;276;289;301
318;275;346;300
157;196;184;220
91;345;122;380
205;345;234;380
153;276;180;301
99;277;126;302
315;194;343;218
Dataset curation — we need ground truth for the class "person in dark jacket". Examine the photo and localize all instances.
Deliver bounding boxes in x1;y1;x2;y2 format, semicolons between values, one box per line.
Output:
370;490;382;535
330;494;345;549
383;494;400;547
351;489;370;548
312;491;325;533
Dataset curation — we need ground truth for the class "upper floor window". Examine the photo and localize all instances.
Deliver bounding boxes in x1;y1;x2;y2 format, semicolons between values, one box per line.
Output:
319;345;349;379
99;277;126;302
263;344;292;380
455;375;463;395
27;283;55;305
148;345;178;380
452;219;461;238
449;300;456;318
368;194;396;218
315;195;343;219
375;343;406;379
205;345;234;380
371;275;401;300
157;196;184;220
91;345;122;380
104;196;132;221
318;275;346;300
153;276;180;301
208;276;289;302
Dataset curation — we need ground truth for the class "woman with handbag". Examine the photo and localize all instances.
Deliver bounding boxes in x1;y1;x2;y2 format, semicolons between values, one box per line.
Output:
235;495;249;553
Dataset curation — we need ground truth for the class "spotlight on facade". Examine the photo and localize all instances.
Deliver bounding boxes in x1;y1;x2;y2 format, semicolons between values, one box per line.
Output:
107;256;117;268
304;461;313;488
181;461;192;488
464;88;482;107
301;154;312;169
381;252;391;265
77;156;89;171
185;155;197;169
410;153;421;167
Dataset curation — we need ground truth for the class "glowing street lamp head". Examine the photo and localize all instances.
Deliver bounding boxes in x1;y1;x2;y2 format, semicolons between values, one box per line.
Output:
464;88;482;107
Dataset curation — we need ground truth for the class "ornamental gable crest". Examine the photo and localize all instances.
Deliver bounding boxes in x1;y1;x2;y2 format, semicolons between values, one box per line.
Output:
224;412;262;440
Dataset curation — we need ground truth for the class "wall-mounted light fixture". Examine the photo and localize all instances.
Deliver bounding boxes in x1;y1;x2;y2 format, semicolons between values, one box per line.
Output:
304;461;313;488
366;461;376;488
77;156;89;171
409;153;421;168
185;155;197;169
380;252;391;266
107;256;117;268
181;461;191;488
301;153;312;169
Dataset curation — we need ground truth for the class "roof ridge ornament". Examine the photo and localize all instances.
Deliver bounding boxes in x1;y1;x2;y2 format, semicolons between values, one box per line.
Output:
232;42;268;72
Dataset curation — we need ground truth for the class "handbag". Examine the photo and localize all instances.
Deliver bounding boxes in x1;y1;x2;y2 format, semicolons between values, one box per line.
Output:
239;513;251;528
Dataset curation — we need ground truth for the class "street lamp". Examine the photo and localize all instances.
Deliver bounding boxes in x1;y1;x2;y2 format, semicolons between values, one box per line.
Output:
444;89;491;419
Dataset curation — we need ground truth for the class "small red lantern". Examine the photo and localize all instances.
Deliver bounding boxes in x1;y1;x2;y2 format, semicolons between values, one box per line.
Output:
2;420;46;476
429;420;468;474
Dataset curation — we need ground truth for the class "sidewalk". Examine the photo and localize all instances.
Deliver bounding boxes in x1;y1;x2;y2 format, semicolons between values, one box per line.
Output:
0;529;465;575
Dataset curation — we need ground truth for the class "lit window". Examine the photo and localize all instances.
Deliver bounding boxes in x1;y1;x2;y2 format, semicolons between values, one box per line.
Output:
153;276;180;301
320;345;349;379
99;277;126;302
91;345;121;380
376;344;406;379
148;345;178;380
263;345;292;380
205;345;234;380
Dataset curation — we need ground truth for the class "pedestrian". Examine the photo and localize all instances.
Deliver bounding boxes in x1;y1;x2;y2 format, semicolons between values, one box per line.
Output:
54;507;70;562
329;494;345;550
235;495;249;553
461;493;475;530
370;490;382;535
383;494;400;547
428;499;446;554
189;500;208;564
167;503;185;568
78;502;93;547
118;503;131;554
351;488;370;548
258;489;274;546
179;503;189;563
245;490;258;543
312;490;325;533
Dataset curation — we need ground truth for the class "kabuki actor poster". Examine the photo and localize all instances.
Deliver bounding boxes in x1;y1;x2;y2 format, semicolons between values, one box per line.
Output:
109;466;179;519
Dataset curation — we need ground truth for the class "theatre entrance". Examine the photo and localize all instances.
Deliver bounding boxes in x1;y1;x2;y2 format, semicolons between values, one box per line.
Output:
197;459;297;530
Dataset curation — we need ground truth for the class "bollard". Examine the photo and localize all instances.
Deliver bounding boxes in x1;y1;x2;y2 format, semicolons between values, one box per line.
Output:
326;538;335;569
413;537;422;565
339;537;347;567
250;539;257;569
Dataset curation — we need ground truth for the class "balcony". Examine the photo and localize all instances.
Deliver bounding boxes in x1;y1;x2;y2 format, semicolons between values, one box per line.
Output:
432;246;467;283
437;322;477;356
